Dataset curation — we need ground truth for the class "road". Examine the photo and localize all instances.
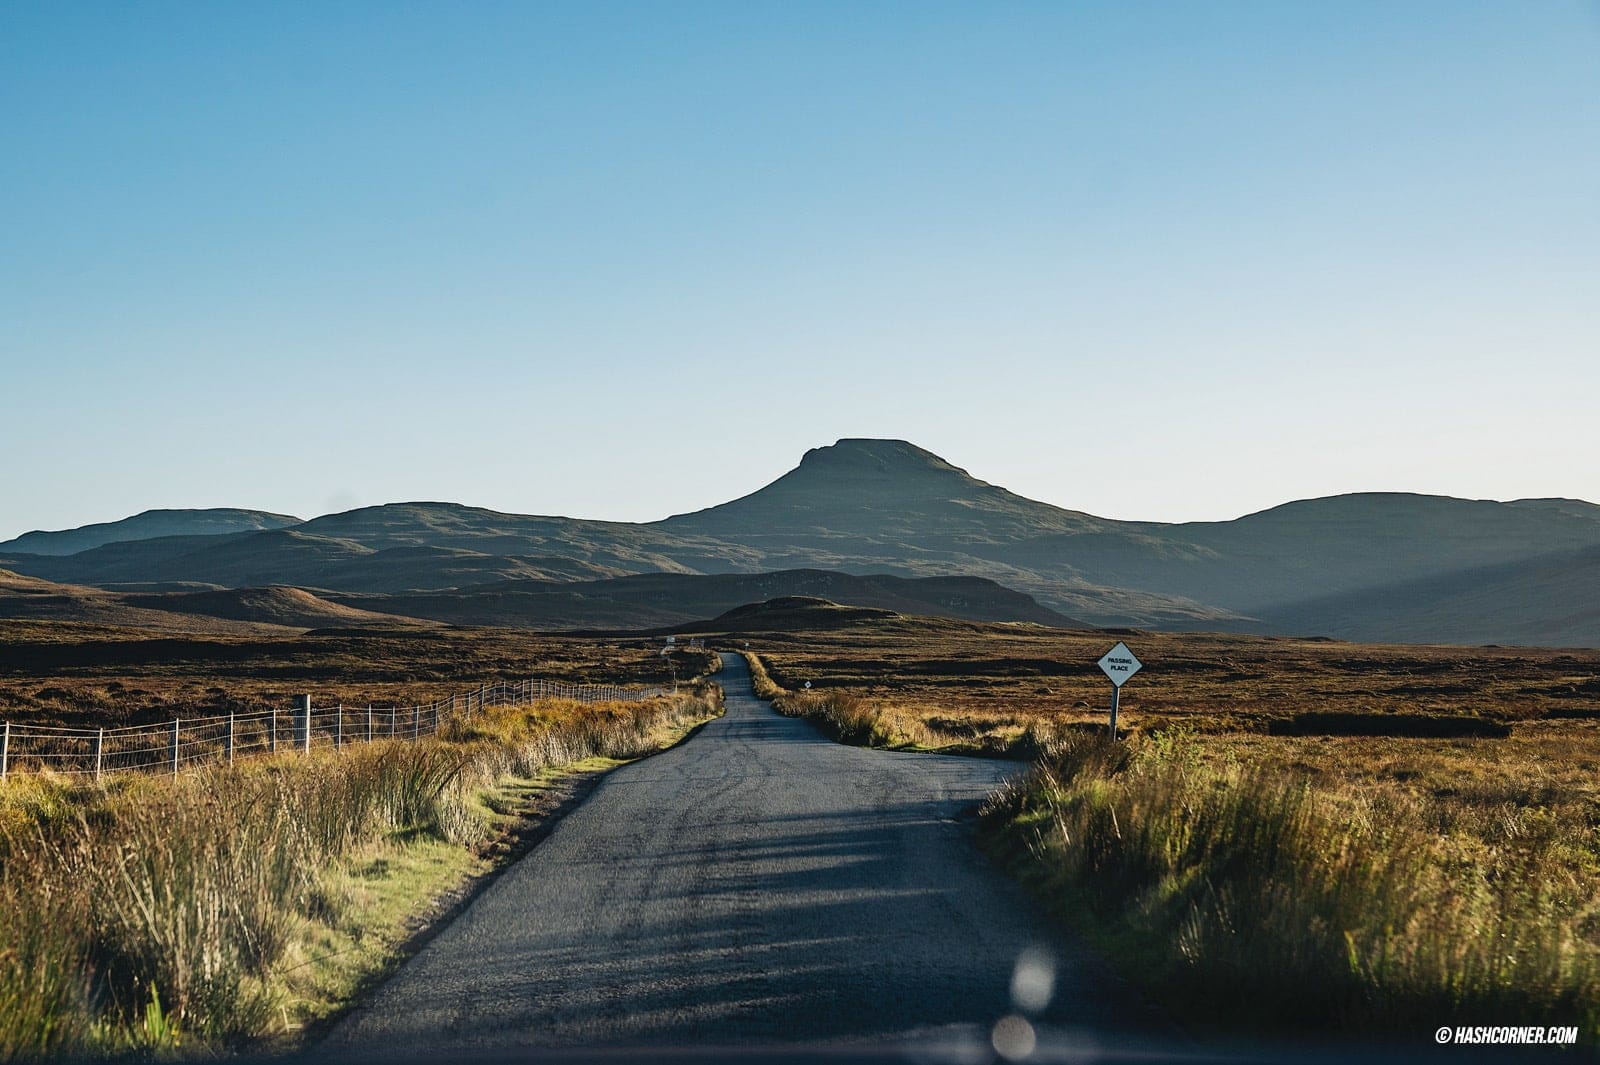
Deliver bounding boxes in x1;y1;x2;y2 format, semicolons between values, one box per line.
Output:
321;653;1151;1060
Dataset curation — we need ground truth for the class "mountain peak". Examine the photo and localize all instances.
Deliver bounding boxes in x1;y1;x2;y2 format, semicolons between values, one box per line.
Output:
795;439;970;478
658;438;1104;542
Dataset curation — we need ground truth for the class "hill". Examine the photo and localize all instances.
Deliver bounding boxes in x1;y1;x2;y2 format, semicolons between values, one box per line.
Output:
1258;544;1600;647
0;570;424;634
701;596;902;631
123;587;432;631
0;508;300;556
6;439;1600;646
329;569;1080;631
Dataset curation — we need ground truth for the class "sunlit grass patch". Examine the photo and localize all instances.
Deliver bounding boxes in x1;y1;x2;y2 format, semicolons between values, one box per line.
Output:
0;683;723;1059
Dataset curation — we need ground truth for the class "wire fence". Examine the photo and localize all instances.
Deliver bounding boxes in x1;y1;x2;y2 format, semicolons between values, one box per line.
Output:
0;677;670;782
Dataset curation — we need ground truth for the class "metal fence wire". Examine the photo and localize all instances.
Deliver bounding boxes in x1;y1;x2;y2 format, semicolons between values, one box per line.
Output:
0;677;669;782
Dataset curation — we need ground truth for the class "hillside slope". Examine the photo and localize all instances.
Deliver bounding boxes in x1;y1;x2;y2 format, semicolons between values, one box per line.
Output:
330;569;1080;631
7;440;1600;645
1259;545;1600;647
1;509;301;556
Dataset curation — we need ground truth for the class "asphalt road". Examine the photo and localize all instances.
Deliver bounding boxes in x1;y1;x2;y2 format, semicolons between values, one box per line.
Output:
321;653;1151;1060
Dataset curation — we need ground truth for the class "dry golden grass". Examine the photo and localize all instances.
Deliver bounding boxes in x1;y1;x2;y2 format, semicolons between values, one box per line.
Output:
0;683;723;1059
738;616;1600;1042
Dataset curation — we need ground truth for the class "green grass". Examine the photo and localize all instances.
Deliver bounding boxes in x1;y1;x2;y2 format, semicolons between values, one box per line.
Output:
0;684;723;1060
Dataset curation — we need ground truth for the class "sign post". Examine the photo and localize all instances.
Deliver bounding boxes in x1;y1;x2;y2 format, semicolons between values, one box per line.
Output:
1096;641;1142;739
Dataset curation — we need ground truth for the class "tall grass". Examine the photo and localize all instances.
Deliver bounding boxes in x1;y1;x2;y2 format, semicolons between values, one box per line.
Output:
0;687;720;1060
982;727;1600;1040
745;651;1040;755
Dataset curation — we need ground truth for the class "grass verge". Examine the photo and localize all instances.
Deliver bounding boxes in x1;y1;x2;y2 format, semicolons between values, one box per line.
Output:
0;684;723;1060
980;726;1600;1047
743;650;1040;756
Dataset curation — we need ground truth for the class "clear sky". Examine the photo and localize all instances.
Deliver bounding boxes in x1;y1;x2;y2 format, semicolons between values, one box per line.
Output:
3;2;1597;540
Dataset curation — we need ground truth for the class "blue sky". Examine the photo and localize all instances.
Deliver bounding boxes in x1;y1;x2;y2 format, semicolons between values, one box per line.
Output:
3;2;1597;539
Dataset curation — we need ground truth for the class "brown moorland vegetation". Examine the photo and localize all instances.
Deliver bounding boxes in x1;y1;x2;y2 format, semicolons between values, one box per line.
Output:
0;619;723;1059
0;619;716;729
730;611;1600;1045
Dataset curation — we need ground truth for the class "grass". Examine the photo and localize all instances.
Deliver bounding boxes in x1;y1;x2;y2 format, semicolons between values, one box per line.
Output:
745;649;1043;756
0;681;723;1060
729;618;1600;1046
981;728;1600;1043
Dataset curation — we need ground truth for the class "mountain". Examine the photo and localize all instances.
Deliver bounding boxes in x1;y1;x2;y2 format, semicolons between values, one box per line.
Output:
1257;545;1600;647
328;570;1081;630
0;508;301;556
6;439;1600;646
654;439;1232;625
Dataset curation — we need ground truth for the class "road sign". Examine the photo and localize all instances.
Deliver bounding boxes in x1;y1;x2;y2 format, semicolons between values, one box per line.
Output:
1096;641;1142;739
1097;642;1142;687
803;681;812;691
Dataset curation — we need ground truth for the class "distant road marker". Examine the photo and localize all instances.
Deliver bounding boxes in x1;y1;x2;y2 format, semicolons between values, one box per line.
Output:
1096;642;1142;738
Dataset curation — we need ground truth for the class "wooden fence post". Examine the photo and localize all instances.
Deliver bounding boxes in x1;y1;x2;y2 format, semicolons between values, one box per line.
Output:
270;710;277;753
226;713;235;767
95;727;104;781
335;704;343;750
298;695;311;754
366;705;374;743
170;719;180;776
411;707;420;741
1;722;8;782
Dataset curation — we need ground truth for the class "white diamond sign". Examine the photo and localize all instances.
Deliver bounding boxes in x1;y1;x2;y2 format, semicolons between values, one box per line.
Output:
1097;642;1142;688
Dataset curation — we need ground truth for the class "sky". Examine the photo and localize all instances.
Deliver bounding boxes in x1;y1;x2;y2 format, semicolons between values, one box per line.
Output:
2;2;1597;540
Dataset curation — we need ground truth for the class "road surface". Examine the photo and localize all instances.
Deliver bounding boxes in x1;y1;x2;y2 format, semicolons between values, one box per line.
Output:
321;653;1149;1059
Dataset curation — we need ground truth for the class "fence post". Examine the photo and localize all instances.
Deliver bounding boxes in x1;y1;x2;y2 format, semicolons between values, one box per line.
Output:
95;727;104;781
411;707;420;741
1;722;8;782
366;705;374;743
170;719;180;776
298;695;311;754
270;710;277;753
335;704;344;750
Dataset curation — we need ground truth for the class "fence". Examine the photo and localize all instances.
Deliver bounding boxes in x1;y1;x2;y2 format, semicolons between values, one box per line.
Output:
0;677;669;782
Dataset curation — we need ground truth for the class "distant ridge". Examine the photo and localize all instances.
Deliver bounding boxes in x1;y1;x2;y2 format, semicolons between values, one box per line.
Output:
6;440;1600;646
706;596;901;630
327;569;1081;631
1;508;301;556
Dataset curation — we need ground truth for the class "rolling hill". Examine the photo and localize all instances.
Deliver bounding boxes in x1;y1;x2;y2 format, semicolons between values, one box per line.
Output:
0;570;425;634
0;508;301;556
329;570;1080;631
6;438;1599;645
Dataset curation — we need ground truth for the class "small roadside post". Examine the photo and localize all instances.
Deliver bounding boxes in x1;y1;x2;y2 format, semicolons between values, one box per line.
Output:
1096;641;1142;739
